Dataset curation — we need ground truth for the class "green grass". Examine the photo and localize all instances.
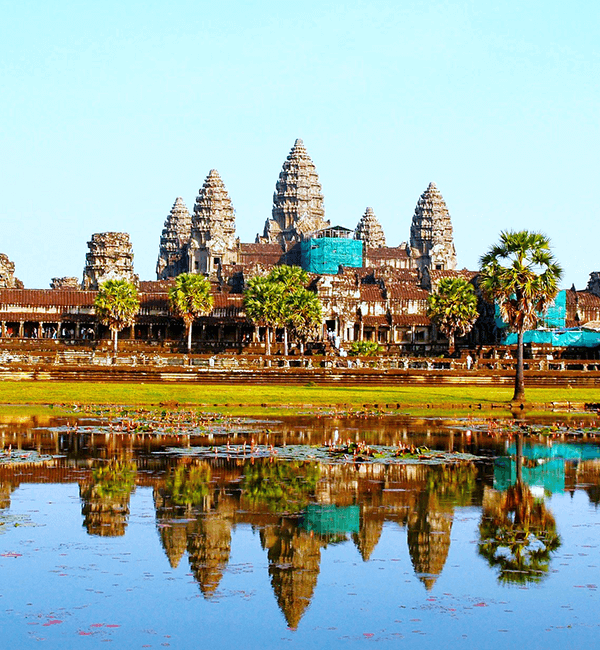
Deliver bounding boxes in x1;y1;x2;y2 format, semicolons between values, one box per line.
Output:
0;381;598;417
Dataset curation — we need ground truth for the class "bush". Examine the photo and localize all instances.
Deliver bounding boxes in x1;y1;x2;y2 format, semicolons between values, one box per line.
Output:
348;340;383;357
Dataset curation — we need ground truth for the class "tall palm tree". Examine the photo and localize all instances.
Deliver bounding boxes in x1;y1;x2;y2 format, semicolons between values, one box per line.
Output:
479;231;562;402
243;267;322;356
243;275;278;355
287;288;322;354
168;273;214;354
427;277;479;353
266;266;311;356
94;279;140;354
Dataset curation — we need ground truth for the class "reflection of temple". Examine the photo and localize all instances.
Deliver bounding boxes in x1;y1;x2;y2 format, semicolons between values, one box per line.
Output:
261;519;322;629
407;491;452;590
187;514;233;598
154;460;235;597
79;462;137;537
0;481;16;510
79;482;132;536
14;446;600;626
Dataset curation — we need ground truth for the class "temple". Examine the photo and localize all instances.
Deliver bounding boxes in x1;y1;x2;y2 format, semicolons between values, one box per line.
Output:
1;138;599;353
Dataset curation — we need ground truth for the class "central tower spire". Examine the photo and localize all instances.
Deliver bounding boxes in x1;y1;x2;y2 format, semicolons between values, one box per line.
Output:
257;139;329;245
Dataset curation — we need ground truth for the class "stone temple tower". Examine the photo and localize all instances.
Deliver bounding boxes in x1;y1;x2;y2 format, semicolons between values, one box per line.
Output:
156;197;192;280
355;207;386;248
258;139;329;245
0;253;23;288
189;170;237;276
408;182;457;272
82;233;138;290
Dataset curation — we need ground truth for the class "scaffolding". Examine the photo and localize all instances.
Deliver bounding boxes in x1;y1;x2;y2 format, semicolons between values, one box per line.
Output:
300;235;363;274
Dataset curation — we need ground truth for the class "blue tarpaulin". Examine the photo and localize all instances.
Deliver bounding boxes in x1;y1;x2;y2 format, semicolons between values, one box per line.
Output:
503;329;600;347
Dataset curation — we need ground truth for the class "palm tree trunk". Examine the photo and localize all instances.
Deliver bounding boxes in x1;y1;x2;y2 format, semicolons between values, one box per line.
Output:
515;433;523;485
265;326;271;356
283;328;288;356
187;322;193;355
113;328;118;355
513;330;525;402
448;330;455;355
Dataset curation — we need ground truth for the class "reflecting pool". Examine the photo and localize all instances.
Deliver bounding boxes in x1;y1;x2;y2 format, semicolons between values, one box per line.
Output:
1;412;599;649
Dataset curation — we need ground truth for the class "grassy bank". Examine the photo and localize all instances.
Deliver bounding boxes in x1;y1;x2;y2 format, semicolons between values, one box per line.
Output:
0;381;597;416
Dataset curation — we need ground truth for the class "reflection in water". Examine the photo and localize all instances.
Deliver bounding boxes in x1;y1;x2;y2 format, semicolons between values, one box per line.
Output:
0;481;16;510
479;435;561;584
478;483;561;584
408;465;478;590
154;459;235;597
261;519;322;629
241;461;320;513
187;513;233;598
4;412;600;631
79;461;137;536
164;461;212;509
408;491;453;591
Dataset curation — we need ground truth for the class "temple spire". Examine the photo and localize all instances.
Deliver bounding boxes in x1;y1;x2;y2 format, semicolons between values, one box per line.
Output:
156;197;192;280
355;207;386;248
408;182;456;272
257;139;329;245
189;170;237;275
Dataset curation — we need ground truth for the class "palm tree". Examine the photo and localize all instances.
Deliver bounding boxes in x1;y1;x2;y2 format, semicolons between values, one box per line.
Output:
168;273;214;354
286;288;322;354
243;275;279;355
243;266;322;356
479;231;562;402
427;277;479;353
266;266;312;356
94;279;140;355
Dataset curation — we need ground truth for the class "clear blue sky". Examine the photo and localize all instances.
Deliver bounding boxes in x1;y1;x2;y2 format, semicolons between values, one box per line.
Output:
1;0;598;289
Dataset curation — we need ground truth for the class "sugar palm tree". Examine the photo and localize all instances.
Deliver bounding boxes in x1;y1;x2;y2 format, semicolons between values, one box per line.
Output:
427;277;479;353
168;273;214;355
243;266;321;356
287;287;322;354
94;279;140;354
243;275;278;355
266;266;312;356
479;231;562;402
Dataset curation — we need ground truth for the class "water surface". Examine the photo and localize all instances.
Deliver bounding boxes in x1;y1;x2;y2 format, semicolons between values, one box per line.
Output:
1;412;599;649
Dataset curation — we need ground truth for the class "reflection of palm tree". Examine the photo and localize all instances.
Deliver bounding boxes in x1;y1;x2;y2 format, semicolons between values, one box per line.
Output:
478;481;561;584
154;461;213;568
241;461;320;513
164;462;212;509
80;461;137;537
